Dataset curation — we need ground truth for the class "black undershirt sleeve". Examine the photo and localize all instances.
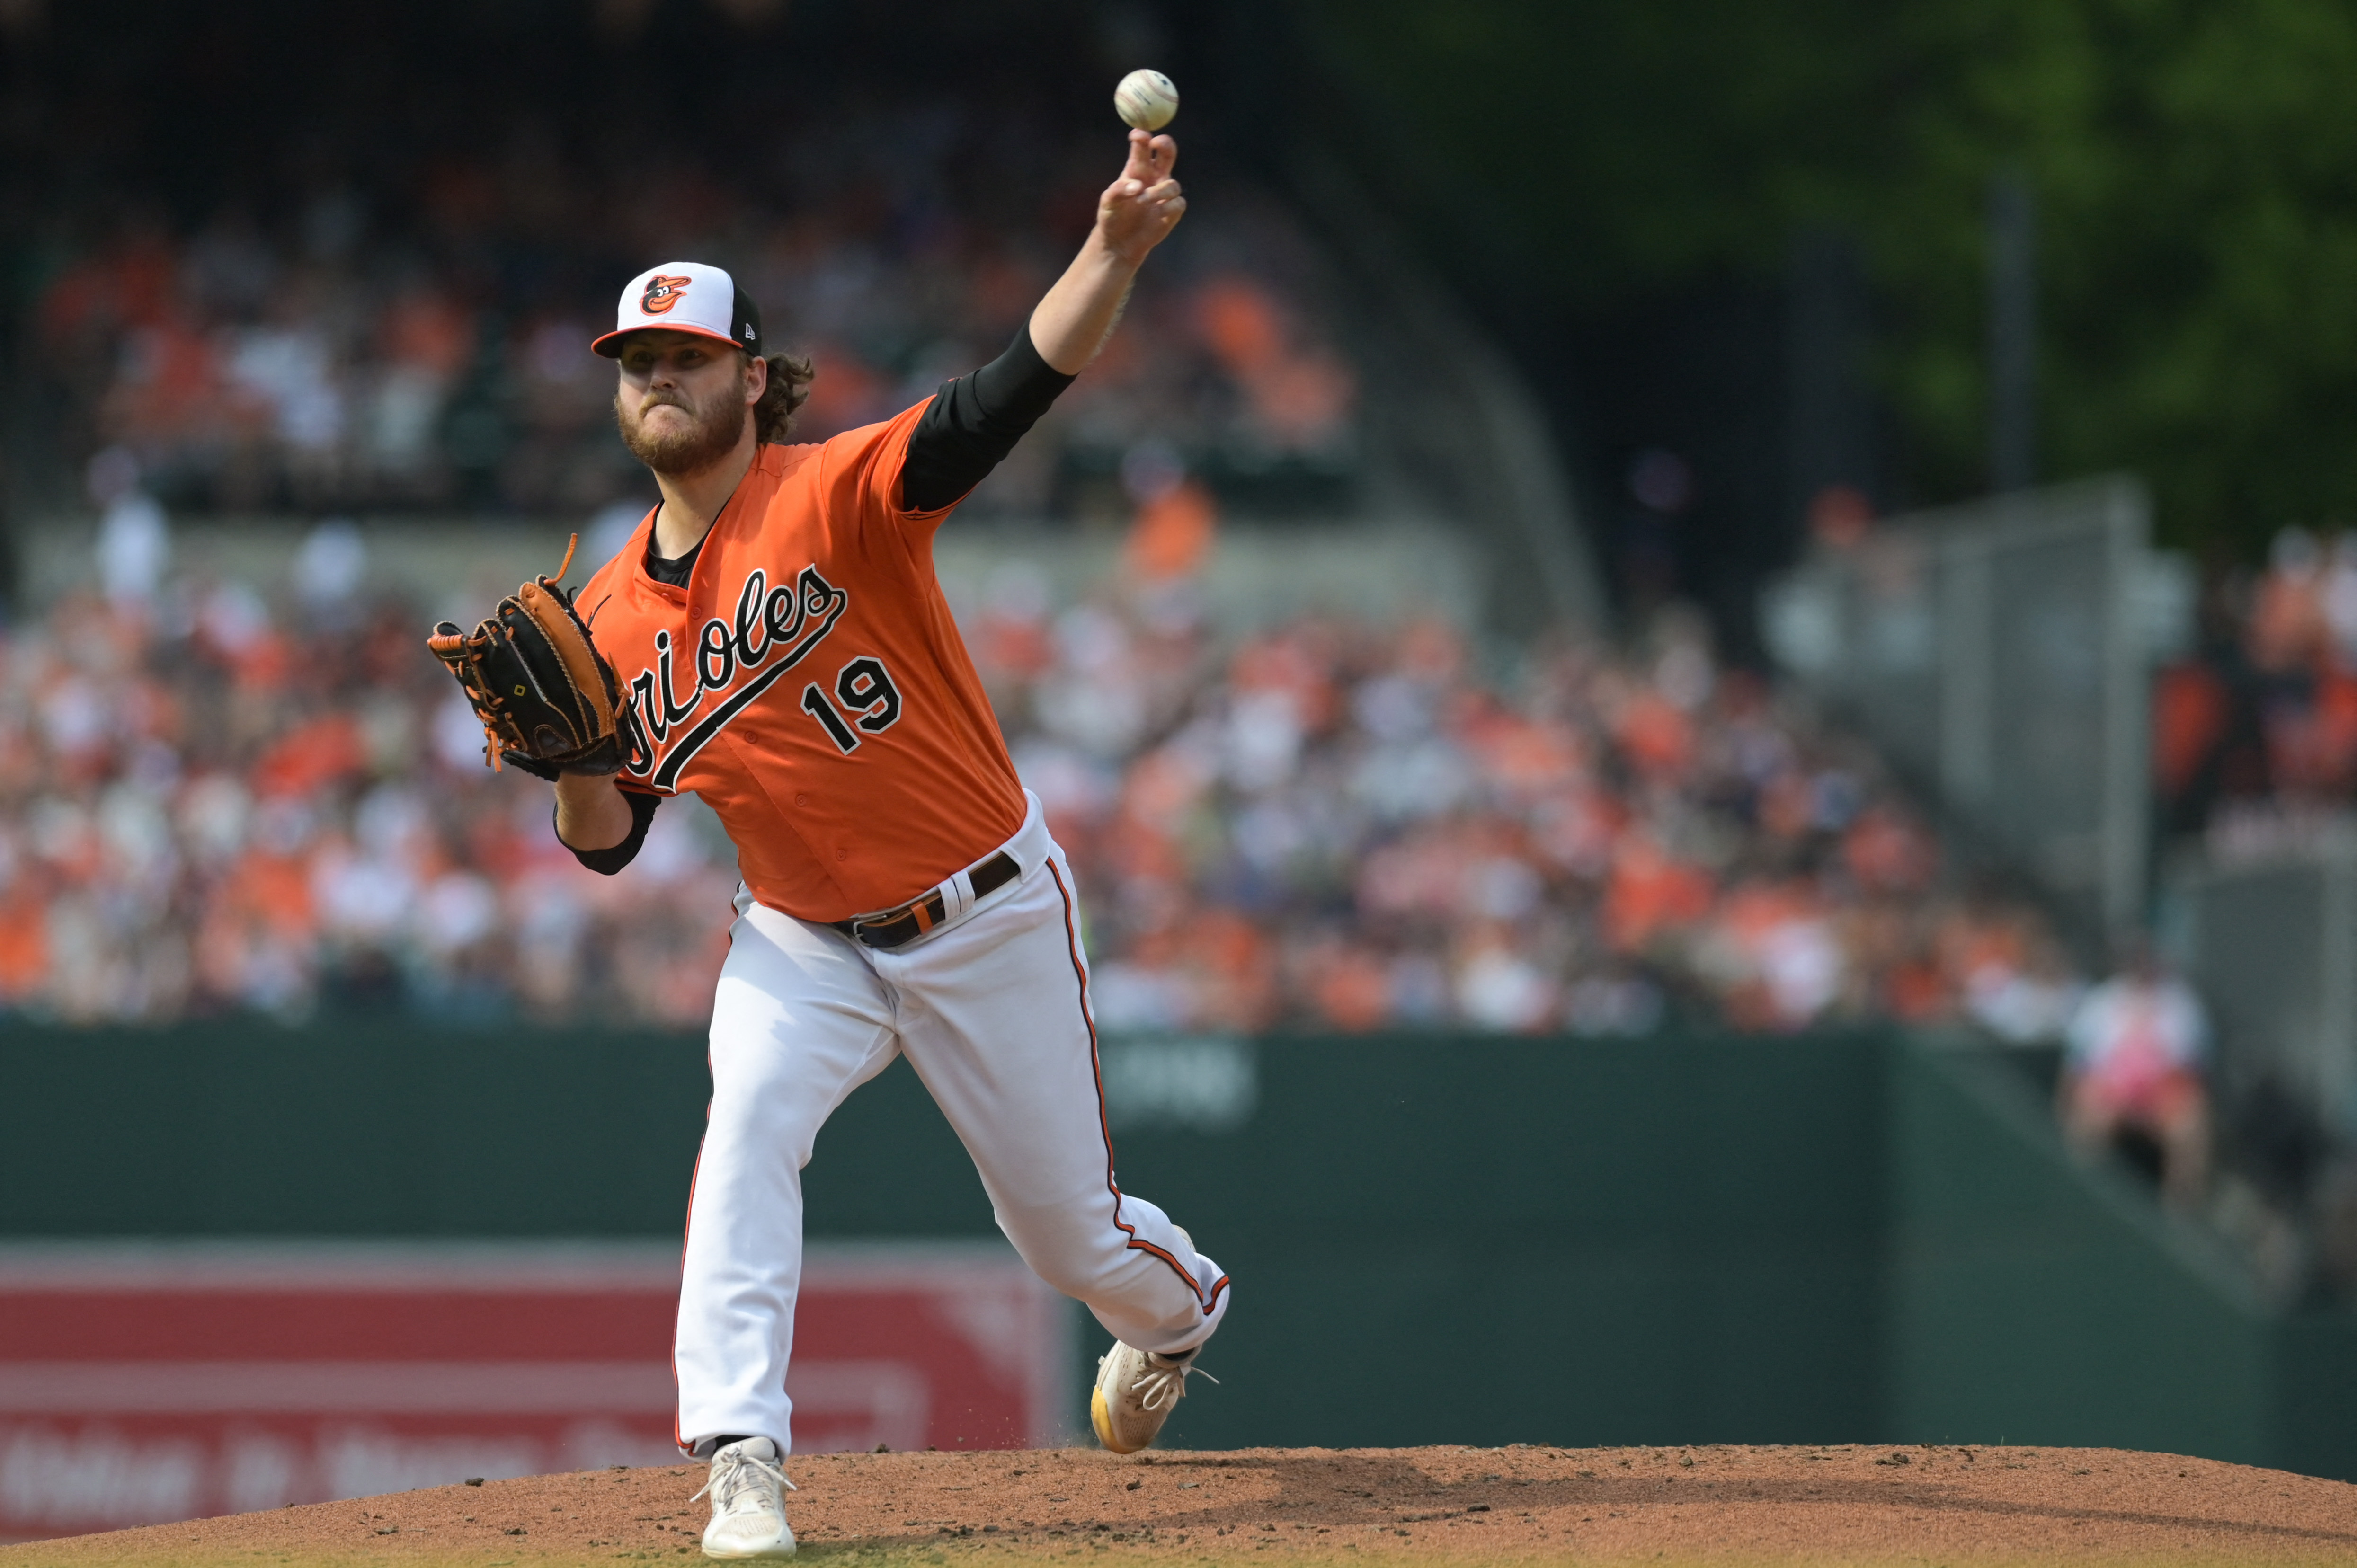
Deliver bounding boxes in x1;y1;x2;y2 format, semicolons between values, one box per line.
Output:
559;787;662;875
899;325;1077;513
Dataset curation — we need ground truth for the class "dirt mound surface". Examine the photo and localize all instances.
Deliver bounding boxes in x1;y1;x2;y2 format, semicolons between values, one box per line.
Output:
8;1443;2357;1564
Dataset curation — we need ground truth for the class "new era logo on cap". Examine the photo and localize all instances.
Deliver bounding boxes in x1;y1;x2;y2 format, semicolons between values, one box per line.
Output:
592;262;764;358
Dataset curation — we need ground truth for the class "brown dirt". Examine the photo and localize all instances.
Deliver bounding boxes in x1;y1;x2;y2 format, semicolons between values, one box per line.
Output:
6;1443;2357;1566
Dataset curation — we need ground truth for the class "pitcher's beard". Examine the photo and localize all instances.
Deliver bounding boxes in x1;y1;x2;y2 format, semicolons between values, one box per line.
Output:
616;389;746;474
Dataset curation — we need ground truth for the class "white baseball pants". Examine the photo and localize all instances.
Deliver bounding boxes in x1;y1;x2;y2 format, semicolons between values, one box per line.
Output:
673;791;1230;1455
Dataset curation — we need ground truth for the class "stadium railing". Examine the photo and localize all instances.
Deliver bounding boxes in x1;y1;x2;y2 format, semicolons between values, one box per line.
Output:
1762;476;2154;941
2163;821;2357;1136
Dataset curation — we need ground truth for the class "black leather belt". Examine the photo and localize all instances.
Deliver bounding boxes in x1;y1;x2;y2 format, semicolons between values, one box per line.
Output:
829;850;1021;950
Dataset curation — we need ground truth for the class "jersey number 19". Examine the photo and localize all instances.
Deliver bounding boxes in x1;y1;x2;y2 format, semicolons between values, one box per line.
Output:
801;656;903;754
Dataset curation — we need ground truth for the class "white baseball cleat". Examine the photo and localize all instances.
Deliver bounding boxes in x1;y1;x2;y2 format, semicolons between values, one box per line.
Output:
693;1435;797;1559
1091;1340;1209;1453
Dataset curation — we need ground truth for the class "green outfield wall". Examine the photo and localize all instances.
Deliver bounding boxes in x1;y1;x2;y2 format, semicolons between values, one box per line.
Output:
3;1023;2352;1476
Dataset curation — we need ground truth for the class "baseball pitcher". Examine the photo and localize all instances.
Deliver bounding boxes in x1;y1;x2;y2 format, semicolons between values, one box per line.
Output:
432;128;1223;1559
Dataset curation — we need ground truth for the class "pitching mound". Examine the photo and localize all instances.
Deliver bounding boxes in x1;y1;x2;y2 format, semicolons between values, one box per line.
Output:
5;1444;2356;1565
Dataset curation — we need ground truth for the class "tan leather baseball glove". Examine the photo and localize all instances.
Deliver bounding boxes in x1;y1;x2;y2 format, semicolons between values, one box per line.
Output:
426;533;622;781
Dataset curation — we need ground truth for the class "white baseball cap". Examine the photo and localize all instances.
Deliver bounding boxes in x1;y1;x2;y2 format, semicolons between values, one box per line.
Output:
591;261;764;358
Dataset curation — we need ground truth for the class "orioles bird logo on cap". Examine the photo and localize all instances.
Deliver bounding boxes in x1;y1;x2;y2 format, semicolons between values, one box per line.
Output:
640;274;694;316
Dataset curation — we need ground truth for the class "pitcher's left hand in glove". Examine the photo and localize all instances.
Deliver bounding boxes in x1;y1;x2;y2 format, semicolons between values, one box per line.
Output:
427;533;623;781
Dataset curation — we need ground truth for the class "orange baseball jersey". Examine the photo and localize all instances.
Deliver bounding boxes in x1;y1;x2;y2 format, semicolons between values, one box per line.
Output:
573;401;1027;923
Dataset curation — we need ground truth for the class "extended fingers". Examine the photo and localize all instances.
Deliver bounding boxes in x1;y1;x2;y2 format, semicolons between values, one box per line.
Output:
1117;129;1176;184
1119;127;1156;183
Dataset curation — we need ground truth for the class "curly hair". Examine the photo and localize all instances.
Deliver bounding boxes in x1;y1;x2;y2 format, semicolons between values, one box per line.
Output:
752;350;816;445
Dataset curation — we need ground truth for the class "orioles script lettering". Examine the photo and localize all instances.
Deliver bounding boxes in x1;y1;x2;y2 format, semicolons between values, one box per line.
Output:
608;563;850;790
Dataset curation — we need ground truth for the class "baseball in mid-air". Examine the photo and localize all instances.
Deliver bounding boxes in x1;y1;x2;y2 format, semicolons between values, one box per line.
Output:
1114;69;1179;131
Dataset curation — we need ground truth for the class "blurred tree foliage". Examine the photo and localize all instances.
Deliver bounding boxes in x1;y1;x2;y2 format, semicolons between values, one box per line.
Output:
1294;0;2357;551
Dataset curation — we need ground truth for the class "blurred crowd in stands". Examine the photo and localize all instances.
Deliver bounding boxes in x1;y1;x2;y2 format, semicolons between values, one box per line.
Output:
27;112;1355;523
0;504;2091;1035
1004;592;2087;1041
0;59;2097;1039
2155;527;2357;840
